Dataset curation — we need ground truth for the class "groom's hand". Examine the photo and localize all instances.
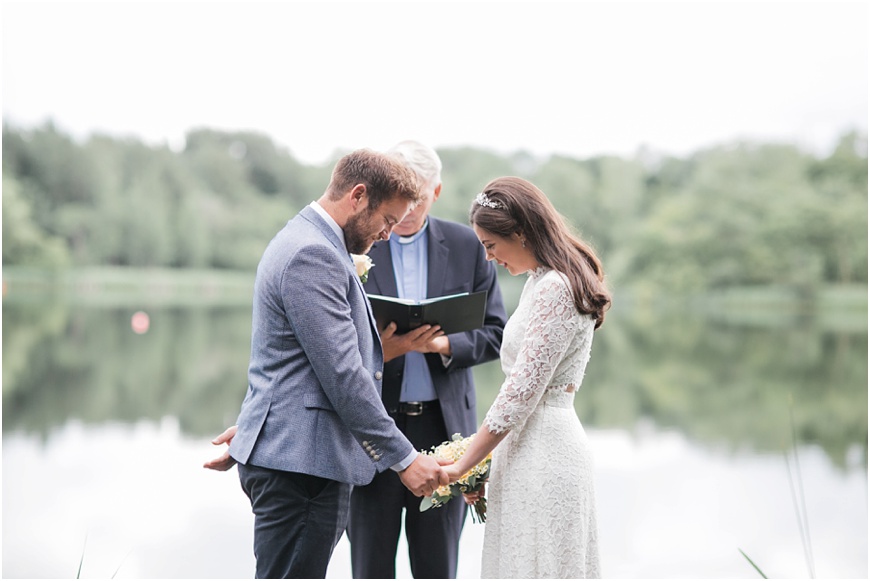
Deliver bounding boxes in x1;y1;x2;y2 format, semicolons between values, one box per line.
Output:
203;425;238;471
398;454;452;497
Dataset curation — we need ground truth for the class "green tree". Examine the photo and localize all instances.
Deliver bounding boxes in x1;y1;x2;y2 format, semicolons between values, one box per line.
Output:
2;121;865;290
803;132;868;283
2;175;70;267
436;147;526;221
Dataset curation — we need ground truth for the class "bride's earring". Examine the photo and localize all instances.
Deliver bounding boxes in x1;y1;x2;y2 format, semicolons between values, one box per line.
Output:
521;238;526;248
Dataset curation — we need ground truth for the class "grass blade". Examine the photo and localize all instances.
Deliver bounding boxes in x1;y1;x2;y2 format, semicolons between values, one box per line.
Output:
77;533;88;579
111;549;132;579
788;397;815;578
739;548;768;579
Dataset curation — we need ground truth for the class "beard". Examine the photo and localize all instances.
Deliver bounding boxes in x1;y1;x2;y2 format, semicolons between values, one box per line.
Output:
344;207;377;255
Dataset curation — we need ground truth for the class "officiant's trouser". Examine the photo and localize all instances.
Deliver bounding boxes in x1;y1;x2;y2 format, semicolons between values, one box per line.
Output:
238;462;351;579
348;401;467;579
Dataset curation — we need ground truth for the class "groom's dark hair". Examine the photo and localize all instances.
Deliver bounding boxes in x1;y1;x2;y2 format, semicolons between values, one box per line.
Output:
327;149;421;210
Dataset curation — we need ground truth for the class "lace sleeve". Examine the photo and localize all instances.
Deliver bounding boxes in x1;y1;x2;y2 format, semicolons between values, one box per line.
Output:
484;274;581;434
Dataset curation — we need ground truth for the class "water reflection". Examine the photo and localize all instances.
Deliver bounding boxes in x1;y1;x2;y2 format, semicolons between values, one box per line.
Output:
3;302;252;436
2;420;866;578
4;300;866;465
2;298;867;577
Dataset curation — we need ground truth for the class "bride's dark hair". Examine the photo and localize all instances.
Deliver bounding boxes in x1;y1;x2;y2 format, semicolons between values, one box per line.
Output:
469;176;611;329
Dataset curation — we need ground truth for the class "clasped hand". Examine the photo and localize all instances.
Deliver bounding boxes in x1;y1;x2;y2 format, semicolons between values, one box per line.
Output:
398;453;452;497
380;322;448;362
441;463;465;484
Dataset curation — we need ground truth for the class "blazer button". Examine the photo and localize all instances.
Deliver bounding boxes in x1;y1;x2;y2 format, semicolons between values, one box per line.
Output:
373;455;381;461
375;371;383;380
362;440;369;447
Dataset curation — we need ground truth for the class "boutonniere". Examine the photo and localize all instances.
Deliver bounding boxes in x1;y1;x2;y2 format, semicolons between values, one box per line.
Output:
351;253;375;283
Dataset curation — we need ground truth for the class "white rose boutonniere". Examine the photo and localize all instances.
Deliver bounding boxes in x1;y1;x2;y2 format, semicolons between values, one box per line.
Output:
351;254;374;283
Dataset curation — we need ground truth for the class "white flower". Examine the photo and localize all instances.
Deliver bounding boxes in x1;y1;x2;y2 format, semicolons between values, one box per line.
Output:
419;433;492;523
351;254;374;283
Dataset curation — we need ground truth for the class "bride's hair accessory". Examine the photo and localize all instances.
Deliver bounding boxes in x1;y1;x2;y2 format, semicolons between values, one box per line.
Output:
475;192;506;209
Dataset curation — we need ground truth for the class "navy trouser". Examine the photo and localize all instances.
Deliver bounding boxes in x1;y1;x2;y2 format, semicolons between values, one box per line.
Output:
347;402;467;579
238;463;351;579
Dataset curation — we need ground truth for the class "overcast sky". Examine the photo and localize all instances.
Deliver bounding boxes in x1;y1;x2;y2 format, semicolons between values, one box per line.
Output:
3;1;867;165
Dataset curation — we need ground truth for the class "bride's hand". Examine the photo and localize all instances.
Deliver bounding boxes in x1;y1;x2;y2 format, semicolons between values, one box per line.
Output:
463;483;486;504
442;463;465;484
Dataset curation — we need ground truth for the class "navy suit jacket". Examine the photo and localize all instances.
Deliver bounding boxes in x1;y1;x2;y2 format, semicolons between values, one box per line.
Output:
364;216;507;438
229;205;414;486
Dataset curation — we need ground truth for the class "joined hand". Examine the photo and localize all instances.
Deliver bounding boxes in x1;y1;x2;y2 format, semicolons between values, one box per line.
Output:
442;463;468;484
398;453;452;497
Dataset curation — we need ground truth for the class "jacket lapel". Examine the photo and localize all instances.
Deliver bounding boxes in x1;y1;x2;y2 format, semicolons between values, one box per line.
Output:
426;218;450;299
300;205;380;333
367;240;398;297
299;205;345;254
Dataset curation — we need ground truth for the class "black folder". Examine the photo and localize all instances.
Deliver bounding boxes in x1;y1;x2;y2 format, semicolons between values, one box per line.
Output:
367;291;489;335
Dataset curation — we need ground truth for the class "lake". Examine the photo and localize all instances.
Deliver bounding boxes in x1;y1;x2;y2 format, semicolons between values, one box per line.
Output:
2;288;867;578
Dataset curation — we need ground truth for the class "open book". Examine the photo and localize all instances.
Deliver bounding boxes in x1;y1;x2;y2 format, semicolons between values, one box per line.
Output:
367;290;489;335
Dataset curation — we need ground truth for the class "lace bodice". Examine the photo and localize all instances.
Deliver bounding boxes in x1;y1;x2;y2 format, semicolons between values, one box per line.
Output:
484;267;594;434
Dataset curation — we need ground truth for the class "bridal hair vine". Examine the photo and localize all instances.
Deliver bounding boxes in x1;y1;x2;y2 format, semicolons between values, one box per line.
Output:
475;192;506;210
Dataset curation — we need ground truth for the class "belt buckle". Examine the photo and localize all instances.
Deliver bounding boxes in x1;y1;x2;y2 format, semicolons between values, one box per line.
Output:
404;402;424;416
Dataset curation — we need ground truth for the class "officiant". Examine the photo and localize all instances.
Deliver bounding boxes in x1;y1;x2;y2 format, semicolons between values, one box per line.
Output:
347;140;507;579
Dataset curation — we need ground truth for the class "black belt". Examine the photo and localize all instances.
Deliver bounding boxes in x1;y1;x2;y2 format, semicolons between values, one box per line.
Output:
391;401;440;416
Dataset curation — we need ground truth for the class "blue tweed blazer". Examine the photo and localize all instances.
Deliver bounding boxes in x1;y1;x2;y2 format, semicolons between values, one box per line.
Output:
229;205;414;485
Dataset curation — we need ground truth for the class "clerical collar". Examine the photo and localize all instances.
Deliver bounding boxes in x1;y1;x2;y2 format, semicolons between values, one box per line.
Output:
395;219;429;245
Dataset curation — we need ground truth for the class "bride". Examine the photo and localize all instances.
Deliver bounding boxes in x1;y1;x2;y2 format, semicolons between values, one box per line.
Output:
443;177;611;579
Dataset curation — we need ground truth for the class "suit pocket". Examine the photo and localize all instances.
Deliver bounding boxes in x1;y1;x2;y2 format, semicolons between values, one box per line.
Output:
303;392;335;412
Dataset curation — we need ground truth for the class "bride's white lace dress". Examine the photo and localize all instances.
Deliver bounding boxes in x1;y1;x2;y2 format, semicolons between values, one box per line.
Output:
481;266;600;579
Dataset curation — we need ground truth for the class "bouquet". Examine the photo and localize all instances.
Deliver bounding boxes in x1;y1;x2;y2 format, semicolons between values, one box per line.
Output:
419;433;491;523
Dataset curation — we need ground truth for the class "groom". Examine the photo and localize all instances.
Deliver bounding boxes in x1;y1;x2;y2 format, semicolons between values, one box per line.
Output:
224;149;450;579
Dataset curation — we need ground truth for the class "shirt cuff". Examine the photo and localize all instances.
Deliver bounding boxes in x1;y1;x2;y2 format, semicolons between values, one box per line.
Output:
391;450;418;472
440;354;453;367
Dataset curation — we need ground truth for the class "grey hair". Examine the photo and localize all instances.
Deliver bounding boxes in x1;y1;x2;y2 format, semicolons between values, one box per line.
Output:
388;140;442;193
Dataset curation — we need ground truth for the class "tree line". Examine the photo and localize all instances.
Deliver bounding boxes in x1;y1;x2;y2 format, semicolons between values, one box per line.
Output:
3;121;866;293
